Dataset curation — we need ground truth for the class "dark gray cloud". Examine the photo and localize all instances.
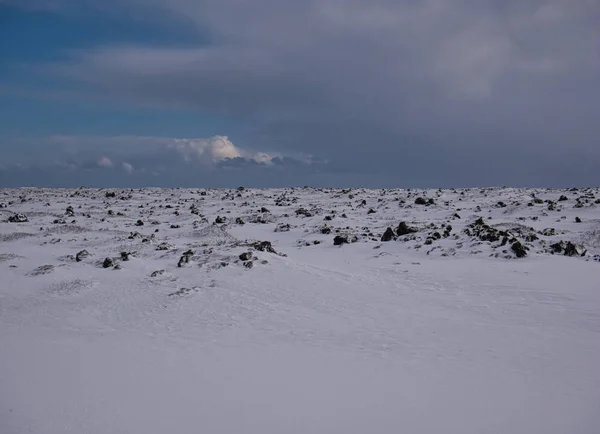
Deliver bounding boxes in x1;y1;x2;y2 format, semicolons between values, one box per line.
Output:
20;1;600;185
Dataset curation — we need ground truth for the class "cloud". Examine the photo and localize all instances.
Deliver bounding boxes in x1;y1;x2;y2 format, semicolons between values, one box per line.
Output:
122;162;134;173
97;156;114;168
166;136;279;165
7;0;600;186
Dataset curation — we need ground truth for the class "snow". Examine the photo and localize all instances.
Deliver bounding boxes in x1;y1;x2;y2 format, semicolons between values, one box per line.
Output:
1;187;599;433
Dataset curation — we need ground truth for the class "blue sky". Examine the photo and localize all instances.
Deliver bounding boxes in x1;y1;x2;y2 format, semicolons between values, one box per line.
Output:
1;0;599;187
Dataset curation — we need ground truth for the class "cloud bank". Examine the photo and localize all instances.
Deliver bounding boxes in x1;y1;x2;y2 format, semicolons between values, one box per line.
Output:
3;0;600;186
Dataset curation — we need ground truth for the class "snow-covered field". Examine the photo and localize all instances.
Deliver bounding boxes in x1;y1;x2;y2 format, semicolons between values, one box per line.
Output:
1;186;599;434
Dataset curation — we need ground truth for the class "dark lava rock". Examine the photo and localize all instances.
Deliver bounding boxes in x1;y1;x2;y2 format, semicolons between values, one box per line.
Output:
75;250;90;262
235;217;245;225
381;227;395;242
564;242;580;257
135;219;144;226
333;235;349;246
177;250;194;267
120;251;131;261
170;224;181;229
243;261;254;269
275;223;291;232
102;257;114;268
295;208;312;217
215;216;225;224
253;241;278;254
8;214;28;223
558;195;568;201
239;252;252;261
65;206;75;216
151;269;166;277
511;242;528;258
367;208;376;214
414;197;427;205
396;222;417;236
105;191;116;198
575;217;582;223
321;226;332;235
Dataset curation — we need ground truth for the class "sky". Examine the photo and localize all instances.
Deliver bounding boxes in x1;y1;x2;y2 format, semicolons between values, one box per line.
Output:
0;0;599;188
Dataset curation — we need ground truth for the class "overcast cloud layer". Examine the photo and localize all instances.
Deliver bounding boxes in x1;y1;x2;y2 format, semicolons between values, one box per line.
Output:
1;0;599;187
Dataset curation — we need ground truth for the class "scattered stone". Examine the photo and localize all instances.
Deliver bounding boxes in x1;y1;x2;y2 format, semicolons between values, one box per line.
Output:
29;264;55;275
235;217;245;225
215;216;225;224
253;241;280;254
239;252;252;261
334;235;349;246
75;250;90;262
381;227;395;242
511;242;528;258
243;261;254;269
170;224;181;229
168;287;197;297
295;208;312;217
575;217;582;223
396;222;417;236
151;270;166;277
8;214;28;223
120;251;131;261
135;219;144;226
102;257;114;268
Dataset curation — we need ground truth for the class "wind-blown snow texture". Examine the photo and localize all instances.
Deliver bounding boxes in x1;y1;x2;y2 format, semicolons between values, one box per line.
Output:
1;187;599;434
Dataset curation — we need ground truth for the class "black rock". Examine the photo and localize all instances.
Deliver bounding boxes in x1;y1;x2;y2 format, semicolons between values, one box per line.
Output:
381;227;395;242
239;252;252;261
333;235;348;246
102;257;114;268
321;226;332;235
367;208;376;214
215;216;225;224
253;241;277;254
120;251;131;261
511;242;528;258
396;222;417;236
575;217;582;223
244;261;254;269
235;217;245;225
75;250;90;262
8;213;28;223
135;219;144;226
564;242;581;257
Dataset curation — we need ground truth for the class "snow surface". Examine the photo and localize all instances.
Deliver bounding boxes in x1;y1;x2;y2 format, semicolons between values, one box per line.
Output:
1;187;599;434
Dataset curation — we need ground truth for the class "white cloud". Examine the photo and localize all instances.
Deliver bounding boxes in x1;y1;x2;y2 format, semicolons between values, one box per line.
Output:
97;156;114;168
16;135;302;168
168;135;278;165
